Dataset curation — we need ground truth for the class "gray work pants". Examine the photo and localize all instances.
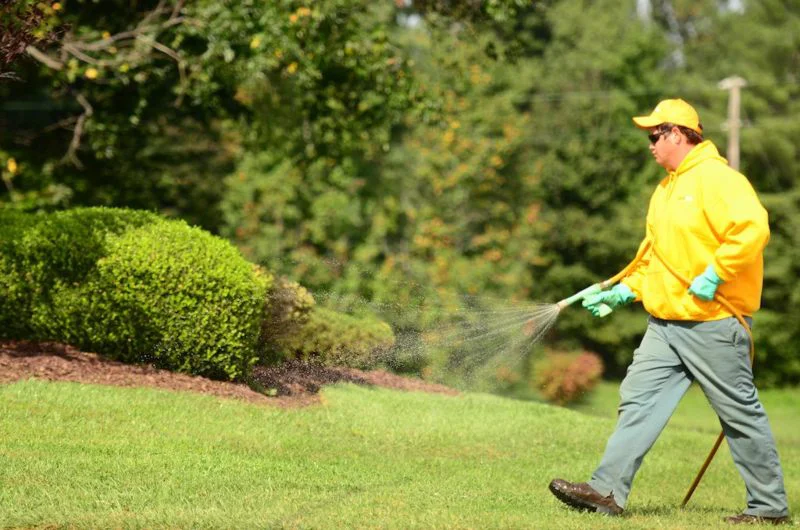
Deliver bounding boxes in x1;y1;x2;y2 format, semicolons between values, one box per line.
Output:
588;316;788;517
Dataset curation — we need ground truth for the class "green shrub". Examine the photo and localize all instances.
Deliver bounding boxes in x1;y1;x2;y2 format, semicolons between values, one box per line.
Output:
531;350;604;405
0;209;41;238
45;222;270;380
260;275;316;344
0;210;41;335
274;306;395;369
1;208;160;336
18;207;159;284
1;208;270;381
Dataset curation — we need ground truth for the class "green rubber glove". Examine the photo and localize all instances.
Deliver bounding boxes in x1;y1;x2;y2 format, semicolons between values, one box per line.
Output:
688;264;723;301
582;283;636;317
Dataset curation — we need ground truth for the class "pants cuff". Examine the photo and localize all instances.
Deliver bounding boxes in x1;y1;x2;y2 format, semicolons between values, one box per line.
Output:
743;509;790;518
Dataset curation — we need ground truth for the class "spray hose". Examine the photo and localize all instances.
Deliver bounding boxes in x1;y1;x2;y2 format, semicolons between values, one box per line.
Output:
560;238;755;508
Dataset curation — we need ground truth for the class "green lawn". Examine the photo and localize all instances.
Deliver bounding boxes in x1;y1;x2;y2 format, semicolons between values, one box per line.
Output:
0;379;796;529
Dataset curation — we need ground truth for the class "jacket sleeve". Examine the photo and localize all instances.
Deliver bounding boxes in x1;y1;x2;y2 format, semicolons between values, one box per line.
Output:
705;171;770;281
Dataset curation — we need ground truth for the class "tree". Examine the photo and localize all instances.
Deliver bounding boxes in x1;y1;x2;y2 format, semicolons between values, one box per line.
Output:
220;0;678;386
0;0;60;79
1;1;419;228
1;0;210;219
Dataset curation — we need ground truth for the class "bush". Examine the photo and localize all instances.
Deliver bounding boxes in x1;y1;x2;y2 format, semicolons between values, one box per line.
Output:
0;210;41;335
1;208;270;381
274;307;395;369
17;207;159;284
532;350;604;405
260;275;316;344
0;207;159;337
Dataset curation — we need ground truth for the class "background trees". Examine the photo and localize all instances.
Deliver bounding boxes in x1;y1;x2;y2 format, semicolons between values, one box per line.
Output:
2;0;798;386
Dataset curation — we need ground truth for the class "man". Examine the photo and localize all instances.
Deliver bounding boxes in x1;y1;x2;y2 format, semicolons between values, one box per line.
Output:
548;99;790;525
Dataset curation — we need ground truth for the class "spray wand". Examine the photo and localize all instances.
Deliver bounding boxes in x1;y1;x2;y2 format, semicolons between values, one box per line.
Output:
526;241;651;333
555;237;655;318
520;255;640;339
554;283;613;317
520;283;612;340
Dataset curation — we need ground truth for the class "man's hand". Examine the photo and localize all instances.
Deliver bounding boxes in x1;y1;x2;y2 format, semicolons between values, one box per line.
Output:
582;283;636;317
688;264;724;301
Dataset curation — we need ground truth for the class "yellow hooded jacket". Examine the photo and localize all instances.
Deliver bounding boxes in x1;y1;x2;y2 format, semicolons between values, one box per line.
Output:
623;140;769;321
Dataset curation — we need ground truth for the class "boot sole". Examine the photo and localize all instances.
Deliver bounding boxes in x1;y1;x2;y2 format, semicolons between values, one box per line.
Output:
548;482;621;515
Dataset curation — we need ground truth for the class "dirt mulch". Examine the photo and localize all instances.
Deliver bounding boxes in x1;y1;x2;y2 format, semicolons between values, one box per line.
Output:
0;340;458;407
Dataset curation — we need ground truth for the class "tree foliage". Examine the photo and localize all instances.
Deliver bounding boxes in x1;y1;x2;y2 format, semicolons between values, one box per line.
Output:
0;0;60;79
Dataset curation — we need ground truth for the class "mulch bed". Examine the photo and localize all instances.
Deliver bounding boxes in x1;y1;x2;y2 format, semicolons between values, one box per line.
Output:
0;340;458;407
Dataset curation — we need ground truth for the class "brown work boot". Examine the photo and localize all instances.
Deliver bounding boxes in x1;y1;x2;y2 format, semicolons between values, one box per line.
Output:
724;513;790;525
548;479;623;515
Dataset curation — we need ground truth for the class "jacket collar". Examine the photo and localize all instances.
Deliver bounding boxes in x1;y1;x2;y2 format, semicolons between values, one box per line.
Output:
669;140;728;178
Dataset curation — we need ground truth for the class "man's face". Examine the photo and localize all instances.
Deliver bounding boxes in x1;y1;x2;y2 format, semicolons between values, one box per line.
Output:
648;126;674;170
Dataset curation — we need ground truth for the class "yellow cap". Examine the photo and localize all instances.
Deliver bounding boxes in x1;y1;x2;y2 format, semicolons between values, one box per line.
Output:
632;98;702;134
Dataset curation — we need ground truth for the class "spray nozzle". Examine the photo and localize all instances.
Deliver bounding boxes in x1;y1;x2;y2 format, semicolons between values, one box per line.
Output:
521;283;615;339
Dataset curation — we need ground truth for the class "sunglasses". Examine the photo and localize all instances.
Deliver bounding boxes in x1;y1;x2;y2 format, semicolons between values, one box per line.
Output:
648;129;669;144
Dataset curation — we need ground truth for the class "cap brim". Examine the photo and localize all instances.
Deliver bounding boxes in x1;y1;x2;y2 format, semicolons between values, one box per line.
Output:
632;116;664;129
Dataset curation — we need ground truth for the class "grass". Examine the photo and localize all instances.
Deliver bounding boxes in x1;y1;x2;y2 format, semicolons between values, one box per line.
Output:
0;379;797;529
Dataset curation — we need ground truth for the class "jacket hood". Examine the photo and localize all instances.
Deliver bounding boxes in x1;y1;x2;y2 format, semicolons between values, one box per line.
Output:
675;140;728;175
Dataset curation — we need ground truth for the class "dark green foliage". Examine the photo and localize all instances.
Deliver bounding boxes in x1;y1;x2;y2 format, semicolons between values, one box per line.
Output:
754;190;800;387
1;208;270;381
0;0;59;77
219;0;800;387
274;307;395;369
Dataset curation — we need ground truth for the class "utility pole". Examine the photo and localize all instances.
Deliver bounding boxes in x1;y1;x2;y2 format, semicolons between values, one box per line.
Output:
718;76;747;170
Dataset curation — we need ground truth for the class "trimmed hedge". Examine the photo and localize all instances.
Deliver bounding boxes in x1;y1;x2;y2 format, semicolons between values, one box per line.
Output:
261;275;316;345
0;210;40;336
274;306;395;369
1;208;160;337
2;206;397;378
1;208;270;380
